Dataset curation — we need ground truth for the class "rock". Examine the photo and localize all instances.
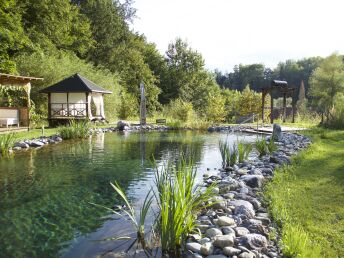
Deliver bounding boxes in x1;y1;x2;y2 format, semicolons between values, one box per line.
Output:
272;124;282;141
223;247;242;256
205;255;227;258
234;205;255;218
199;237;211;245
200;242;214;256
12;146;21;151
117;120;130;130
214;235;234;248
189;234;202;241
29;140;44;147
239;234;268;250
239;252;255;258
14;141;29;148
240;175;264;188
235;227;250;236
217;216;235;226
221;226;236;236
186;242;202;253
205;228;223;238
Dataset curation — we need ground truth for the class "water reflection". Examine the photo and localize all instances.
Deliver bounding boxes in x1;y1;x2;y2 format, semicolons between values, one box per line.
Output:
0;131;255;258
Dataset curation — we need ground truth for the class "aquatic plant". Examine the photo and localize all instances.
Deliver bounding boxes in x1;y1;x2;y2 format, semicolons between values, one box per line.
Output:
153;158;217;255
219;139;237;167
237;140;252;163
267;138;277;153
0;133;15;156
255;138;268;157
58;120;90;139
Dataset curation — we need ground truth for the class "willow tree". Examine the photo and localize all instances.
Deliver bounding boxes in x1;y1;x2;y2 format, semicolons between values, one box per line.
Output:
309;53;344;123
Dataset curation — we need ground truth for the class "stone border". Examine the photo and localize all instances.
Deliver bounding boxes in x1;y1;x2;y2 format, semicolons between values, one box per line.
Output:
184;132;311;258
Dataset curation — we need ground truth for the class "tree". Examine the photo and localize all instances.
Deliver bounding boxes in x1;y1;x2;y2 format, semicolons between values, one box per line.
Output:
0;0;29;72
297;80;307;113
309;53;344;123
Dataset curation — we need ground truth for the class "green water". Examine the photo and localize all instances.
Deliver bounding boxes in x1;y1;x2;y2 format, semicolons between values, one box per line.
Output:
0;131;255;258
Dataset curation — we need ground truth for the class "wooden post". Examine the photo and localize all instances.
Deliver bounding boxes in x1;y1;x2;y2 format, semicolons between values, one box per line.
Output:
283;92;287;123
86;92;89;119
67;93;69;117
270;94;274;124
292;101;296;123
261;90;266;123
26;82;31;131
48;93;51;119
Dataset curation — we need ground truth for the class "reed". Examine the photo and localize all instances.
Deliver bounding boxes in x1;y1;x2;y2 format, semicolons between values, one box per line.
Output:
0;133;15;156
154;158;217;255
219;139;237;167
237;140;253;163
267;139;277;153
255;138;268;157
58;120;90;139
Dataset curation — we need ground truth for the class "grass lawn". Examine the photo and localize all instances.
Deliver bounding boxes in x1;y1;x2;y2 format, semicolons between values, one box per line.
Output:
265;128;344;257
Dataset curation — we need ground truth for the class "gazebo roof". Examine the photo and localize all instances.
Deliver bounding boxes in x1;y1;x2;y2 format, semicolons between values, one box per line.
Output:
40;73;112;94
0;73;43;85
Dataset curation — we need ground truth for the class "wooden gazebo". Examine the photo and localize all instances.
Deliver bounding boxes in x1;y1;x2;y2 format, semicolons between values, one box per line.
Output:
0;73;43;130
261;80;296;124
40;74;112;126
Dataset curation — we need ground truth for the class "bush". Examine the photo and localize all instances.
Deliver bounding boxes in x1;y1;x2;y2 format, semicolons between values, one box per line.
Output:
237;140;253;163
58;120;90;139
118;90;138;119
255;138;268;157
166;98;194;122
0;133;15;157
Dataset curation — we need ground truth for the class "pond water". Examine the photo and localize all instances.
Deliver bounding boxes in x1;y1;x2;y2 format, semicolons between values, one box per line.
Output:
0;131;256;258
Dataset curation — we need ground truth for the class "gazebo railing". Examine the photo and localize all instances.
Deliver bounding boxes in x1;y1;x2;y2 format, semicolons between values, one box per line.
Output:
50;103;87;117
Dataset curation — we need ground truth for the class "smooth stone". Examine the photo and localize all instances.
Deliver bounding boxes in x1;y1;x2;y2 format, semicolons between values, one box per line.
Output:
221;226;236;236
14;141;29;148
186;242;202;253
217;216;235;226
234;205;255;218
200;242;214;256
214;235;234;248
223;247;242;256
240;175;264;188
205;228;223;238
205;255;227;258
12;146;21;151
239;252;255;258
235;227;250;236
199;237;211;245
239;233;268;249
29;140;44;147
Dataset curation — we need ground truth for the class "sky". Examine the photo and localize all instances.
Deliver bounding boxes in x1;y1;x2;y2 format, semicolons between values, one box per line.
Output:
131;0;344;72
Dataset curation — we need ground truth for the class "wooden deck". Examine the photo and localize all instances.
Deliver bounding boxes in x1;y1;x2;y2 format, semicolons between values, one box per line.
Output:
242;125;308;135
0;127;29;134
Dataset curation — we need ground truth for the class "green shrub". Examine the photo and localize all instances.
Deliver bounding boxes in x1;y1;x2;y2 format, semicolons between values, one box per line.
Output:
219;140;237;167
167;98;194;122
118;90;138;119
267;139;277;153
58;120;90;140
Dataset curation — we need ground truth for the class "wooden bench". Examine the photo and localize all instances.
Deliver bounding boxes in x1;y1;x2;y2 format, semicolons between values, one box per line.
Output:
0;109;20;128
156;118;167;124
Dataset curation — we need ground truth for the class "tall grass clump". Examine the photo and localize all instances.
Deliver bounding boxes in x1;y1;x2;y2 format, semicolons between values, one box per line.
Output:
0;133;15;157
58;120;90;139
255;138;268;157
267;139;277;153
219;139;237;167
237;140;252;163
154;158;217;255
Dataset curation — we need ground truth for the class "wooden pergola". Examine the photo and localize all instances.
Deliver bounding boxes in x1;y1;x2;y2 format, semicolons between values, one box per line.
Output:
0;73;43;129
261;80;296;124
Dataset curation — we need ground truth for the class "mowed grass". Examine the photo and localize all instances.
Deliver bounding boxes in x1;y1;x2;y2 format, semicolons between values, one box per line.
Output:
265;128;344;258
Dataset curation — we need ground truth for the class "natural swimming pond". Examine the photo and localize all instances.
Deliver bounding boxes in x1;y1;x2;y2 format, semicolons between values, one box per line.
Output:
0;131;256;258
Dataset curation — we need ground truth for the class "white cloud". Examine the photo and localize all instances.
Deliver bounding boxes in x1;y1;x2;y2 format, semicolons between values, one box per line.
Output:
131;0;344;71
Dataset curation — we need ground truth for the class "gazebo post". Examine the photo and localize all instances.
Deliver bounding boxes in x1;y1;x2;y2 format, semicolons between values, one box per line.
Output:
66;93;69;117
270;94;274;124
48;93;51;119
86;92;89;119
292;100;296;123
26;82;31;131
283;92;287;123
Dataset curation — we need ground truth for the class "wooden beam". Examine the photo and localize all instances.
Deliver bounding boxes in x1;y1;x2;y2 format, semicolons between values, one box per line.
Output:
48;93;51;119
262;91;266;123
283;92;287;123
86;92;89;119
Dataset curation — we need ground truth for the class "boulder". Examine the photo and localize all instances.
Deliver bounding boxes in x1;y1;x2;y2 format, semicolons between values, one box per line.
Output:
217;216;235;226
14;141;29;149
205;228;223;238
213;234;235;248
186;242;202;253
223;247;242;256
235;227;250;236
240;175;264;188
234;205;255;218
271;124;282;141
117;120;130;131
239;233;268;250
200;242;214;256
29;140;44;147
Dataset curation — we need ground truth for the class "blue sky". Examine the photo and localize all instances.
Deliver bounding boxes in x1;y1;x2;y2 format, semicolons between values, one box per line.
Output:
131;0;344;72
